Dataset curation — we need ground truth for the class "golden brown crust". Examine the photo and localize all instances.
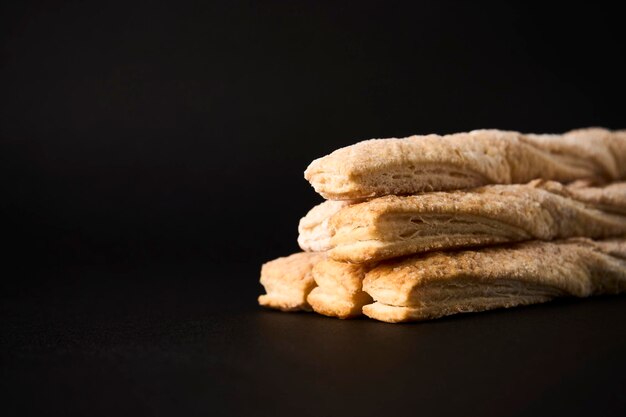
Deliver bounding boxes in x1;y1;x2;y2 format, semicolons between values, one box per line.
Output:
258;252;326;312
298;180;626;263
362;238;626;323
307;287;372;319
306;259;372;318
565;180;626;214
362;296;553;324
305;128;626;200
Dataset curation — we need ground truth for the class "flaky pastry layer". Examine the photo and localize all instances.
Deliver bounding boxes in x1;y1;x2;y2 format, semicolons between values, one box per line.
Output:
362;238;626;322
307;259;372;319
258;252;325;312
299;180;626;263
305;128;626;200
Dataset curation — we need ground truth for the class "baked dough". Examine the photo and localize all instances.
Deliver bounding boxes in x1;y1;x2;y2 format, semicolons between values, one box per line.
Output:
297;200;351;252
298;180;626;263
362;237;626;323
307;259;372;319
305;128;626;200
258;252;326;311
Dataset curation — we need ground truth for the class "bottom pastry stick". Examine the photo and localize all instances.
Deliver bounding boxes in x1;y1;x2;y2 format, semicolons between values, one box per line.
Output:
307;259;372;319
258;252;326;311
362;238;626;323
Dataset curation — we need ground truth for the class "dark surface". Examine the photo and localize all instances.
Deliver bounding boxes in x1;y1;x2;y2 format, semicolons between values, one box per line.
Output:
3;265;626;417
2;2;626;416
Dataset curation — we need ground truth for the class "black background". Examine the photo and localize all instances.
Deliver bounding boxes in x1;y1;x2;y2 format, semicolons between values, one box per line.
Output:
1;2;625;416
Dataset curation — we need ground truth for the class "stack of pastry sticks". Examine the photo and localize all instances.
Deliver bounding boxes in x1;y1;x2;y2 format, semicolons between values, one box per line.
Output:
259;128;626;323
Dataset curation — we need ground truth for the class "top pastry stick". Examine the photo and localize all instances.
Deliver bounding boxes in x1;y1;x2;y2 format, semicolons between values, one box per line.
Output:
305;128;626;200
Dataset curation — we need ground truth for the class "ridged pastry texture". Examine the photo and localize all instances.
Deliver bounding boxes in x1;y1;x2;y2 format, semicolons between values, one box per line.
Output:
362;238;626;323
298;180;626;263
297;200;351;252
307;259;372;319
305;128;626;200
258;252;326;312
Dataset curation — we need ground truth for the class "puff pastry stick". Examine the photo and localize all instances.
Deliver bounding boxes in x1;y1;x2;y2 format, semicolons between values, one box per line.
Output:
299;180;626;263
305;128;626;200
297;200;351;252
307;259;372;319
362;238;626;323
258;252;326;311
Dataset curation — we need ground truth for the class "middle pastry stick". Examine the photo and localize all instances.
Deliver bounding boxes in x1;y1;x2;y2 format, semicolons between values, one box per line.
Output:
299;180;626;263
